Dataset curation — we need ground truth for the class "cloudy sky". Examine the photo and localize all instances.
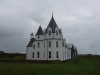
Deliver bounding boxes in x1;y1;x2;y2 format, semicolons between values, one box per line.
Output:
0;0;100;54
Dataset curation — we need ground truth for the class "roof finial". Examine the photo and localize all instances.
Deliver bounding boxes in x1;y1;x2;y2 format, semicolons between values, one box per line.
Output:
52;10;54;17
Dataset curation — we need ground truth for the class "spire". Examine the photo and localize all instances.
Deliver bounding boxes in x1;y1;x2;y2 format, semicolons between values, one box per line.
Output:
46;15;58;33
36;25;44;35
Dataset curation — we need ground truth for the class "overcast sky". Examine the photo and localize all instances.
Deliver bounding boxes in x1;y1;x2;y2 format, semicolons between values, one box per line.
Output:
0;0;100;55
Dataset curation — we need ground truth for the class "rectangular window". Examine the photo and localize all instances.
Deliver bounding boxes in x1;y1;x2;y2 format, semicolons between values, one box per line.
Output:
63;42;64;47
49;41;51;48
33;52;34;58
44;51;45;58
49;51;51;58
37;42;40;48
49;31;51;35
33;45;35;49
44;42;45;48
56;41;58;48
38;36;40;39
37;52;40;58
56;51;59;58
56;31;58;35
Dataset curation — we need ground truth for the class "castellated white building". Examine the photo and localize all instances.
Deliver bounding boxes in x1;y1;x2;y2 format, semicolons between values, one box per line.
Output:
26;15;77;61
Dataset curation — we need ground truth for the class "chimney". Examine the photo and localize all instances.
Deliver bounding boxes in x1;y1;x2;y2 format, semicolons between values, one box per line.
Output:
30;33;34;39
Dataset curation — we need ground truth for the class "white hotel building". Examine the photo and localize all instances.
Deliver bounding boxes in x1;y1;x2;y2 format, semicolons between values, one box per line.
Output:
26;15;77;61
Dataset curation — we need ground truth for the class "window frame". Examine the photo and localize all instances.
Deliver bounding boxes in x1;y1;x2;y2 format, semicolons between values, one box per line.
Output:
56;31;58;35
37;42;40;48
38;36;40;39
37;52;40;58
44;51;45;58
49;31;51;35
33;52;34;58
49;41;51;48
44;42;45;48
49;51;51;58
56;41;58;48
33;45;35;49
56;51;59;58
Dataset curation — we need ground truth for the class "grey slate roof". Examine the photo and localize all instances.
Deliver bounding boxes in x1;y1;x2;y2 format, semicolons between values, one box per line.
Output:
46;16;58;33
36;26;44;35
27;38;35;47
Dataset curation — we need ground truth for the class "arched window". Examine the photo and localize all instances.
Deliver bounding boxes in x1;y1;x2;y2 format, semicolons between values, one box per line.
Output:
56;31;58;35
37;42;40;48
49;31;51;35
56;41;58;47
49;41;51;47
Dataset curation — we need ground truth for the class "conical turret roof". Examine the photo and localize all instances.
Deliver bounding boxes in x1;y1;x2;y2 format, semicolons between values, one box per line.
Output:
36;25;43;35
46;15;58;33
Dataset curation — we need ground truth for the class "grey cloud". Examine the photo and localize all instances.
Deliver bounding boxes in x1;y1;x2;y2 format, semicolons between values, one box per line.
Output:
0;0;100;55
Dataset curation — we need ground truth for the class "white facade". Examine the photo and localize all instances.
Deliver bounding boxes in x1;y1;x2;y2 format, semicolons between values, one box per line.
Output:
26;16;76;61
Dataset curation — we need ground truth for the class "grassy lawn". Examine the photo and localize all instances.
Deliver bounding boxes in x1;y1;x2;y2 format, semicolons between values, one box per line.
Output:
0;56;100;75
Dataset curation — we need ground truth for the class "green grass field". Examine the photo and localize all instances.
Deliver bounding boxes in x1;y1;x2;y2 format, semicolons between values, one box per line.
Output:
0;55;100;75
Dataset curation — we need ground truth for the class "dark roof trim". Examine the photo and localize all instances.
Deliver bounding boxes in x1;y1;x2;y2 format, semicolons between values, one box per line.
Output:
27;38;35;47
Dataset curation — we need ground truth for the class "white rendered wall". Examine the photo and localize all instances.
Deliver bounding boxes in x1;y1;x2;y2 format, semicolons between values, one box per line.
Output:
26;40;72;61
26;26;72;61
35;35;45;40
26;47;33;60
48;39;62;60
32;40;46;60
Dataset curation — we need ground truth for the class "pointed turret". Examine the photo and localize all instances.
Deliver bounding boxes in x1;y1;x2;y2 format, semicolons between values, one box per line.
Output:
36;25;44;35
46;15;58;33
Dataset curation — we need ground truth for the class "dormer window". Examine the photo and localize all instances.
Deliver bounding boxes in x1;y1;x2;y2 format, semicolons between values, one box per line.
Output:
56;31;58;35
49;31;51;35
